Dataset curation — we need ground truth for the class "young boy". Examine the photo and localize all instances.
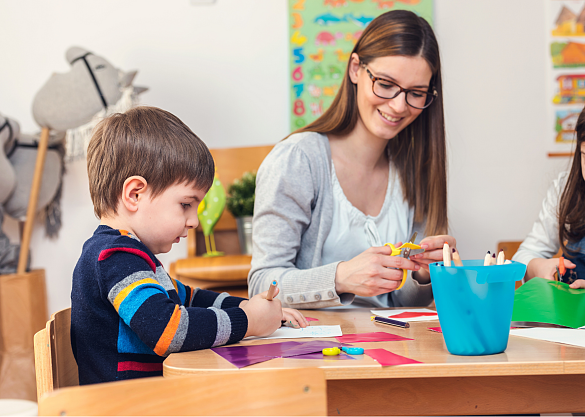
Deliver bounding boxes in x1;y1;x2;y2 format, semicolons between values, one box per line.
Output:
71;106;307;385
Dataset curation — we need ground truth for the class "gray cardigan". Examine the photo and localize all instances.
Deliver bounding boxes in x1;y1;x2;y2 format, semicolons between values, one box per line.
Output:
248;132;433;309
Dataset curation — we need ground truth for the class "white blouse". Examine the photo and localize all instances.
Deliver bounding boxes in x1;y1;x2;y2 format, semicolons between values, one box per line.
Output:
321;162;415;308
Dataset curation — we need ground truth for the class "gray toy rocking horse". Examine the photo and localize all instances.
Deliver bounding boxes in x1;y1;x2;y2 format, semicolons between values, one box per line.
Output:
0;46;147;274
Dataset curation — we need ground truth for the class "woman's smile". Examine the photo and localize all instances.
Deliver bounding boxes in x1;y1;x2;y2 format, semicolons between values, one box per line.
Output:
377;109;403;125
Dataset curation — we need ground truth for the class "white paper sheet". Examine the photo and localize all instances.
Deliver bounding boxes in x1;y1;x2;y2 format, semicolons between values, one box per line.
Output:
510;328;585;349
370;308;439;322
245;325;342;340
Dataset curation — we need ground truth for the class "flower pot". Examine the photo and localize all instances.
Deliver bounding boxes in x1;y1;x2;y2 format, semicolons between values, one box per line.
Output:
235;216;254;255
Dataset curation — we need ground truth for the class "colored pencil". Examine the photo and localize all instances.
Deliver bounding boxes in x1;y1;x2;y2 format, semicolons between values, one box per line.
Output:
442;242;451;267
452;248;463;266
266;280;278;301
496;250;505;265
483;251;491;266
371;315;410;329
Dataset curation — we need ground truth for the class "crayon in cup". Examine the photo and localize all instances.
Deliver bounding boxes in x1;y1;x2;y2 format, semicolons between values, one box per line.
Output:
442;242;451;267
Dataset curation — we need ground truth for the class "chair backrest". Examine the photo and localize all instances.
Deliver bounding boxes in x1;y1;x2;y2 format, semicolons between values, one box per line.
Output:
497;241;523;261
34;307;79;401
188;145;274;257
497;241;563;260
38;368;326;416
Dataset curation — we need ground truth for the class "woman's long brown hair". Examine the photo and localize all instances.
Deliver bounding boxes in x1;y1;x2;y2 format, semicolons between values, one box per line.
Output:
290;10;447;236
558;108;585;255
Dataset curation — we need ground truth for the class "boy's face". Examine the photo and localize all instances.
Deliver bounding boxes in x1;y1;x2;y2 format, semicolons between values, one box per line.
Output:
132;181;206;254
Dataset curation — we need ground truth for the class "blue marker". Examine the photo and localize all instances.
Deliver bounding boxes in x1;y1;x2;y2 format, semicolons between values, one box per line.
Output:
341;346;364;355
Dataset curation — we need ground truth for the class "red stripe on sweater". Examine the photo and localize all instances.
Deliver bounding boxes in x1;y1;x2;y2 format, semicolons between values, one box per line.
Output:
117;361;163;372
98;247;157;273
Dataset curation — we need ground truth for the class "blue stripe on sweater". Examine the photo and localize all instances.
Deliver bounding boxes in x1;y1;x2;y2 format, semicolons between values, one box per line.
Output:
175;279;187;305
118;285;167;323
117;319;156;355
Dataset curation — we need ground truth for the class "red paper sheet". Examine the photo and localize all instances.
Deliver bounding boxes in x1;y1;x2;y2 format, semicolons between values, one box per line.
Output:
335;332;412;343
305;317;319;322
364;348;422;366
390;312;438;319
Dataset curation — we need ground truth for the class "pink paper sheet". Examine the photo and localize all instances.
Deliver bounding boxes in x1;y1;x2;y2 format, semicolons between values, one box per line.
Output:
364;348;422;366
390;312;438;319
335;332;412;343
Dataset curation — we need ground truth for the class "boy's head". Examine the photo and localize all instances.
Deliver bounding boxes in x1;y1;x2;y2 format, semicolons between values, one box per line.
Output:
87;106;214;219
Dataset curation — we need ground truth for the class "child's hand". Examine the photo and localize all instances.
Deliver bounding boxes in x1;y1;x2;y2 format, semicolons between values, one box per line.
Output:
282;308;309;328
241;288;283;338
526;258;576;281
569;279;585;289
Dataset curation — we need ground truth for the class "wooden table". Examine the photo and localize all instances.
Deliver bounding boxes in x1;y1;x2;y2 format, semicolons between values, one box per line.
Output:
164;308;585;415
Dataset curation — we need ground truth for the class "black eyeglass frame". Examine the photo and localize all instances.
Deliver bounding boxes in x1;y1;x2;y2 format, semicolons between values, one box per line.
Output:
365;67;437;110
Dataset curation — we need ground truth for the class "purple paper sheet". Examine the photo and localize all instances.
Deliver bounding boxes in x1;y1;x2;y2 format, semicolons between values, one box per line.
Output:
212;341;302;368
280;341;351;358
212;340;355;368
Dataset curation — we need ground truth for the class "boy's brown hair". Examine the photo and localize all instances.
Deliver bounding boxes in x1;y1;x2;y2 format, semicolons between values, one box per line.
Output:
87;106;215;218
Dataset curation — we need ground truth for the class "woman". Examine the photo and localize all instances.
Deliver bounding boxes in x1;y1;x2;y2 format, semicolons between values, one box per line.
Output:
248;10;456;308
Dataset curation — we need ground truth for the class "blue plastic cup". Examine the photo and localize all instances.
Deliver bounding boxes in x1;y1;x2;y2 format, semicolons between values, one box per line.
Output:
429;259;526;356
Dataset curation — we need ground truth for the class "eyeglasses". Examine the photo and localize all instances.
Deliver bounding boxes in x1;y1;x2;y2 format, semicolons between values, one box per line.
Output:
365;68;437;110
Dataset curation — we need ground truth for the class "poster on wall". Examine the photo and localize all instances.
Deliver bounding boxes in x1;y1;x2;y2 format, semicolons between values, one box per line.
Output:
548;0;585;154
288;0;434;132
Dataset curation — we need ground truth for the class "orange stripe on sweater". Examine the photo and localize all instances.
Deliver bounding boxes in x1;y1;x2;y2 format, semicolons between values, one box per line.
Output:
153;305;181;356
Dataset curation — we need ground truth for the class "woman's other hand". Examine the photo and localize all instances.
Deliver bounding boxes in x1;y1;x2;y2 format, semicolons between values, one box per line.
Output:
569;279;585;289
526;257;576;281
335;245;421;297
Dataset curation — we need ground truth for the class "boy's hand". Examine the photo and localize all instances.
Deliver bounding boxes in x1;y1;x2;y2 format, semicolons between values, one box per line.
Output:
241;288;283;338
282;308;309;328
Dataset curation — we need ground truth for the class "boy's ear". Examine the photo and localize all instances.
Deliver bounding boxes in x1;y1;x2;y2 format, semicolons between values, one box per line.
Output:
122;176;148;213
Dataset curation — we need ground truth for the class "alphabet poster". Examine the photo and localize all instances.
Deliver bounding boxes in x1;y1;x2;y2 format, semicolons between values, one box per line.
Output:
288;0;434;132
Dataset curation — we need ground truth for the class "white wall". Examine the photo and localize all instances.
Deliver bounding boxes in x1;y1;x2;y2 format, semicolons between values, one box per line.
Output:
0;0;570;315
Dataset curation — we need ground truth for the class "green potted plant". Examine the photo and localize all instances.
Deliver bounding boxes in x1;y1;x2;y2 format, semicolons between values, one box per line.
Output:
226;171;256;255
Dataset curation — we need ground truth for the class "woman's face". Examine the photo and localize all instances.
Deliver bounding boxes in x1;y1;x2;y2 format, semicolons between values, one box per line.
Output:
349;54;433;140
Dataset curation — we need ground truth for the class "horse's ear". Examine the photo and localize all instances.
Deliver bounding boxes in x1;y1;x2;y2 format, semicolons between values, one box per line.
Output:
120;70;137;88
65;46;91;64
133;86;149;95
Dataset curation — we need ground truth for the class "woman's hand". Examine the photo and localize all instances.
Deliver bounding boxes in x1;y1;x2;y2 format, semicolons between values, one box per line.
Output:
335;245;421;297
526;257;575;281
282;308;309;328
409;235;457;283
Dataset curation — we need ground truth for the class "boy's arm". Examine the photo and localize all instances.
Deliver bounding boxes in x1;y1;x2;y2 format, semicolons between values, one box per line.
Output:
172;278;247;309
99;248;248;356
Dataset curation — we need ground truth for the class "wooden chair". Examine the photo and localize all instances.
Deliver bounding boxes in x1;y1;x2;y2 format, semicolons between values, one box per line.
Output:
37;368;327;416
33;307;79;401
170;145;274;298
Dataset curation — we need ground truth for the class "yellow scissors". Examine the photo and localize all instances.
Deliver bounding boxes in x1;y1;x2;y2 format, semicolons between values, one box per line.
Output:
384;232;425;290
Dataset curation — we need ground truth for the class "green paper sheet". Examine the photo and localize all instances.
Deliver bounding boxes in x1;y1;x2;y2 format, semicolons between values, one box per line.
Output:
511;277;585;328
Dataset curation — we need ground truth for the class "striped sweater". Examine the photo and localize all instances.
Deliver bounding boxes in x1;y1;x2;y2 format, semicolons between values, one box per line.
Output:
71;225;248;385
